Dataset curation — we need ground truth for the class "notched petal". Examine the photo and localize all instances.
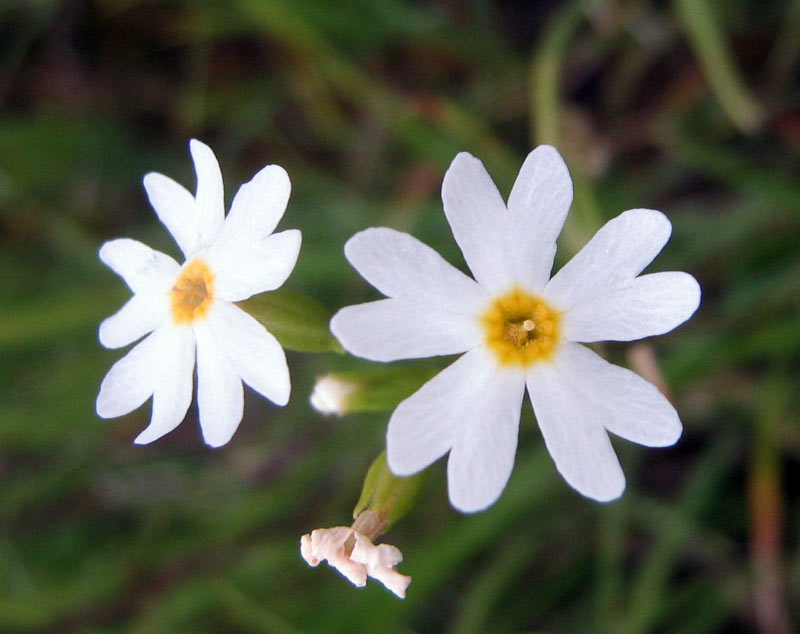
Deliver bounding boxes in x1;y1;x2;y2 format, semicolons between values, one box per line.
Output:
563;271;701;343
99;239;179;295
189;139;225;243
143;172;202;258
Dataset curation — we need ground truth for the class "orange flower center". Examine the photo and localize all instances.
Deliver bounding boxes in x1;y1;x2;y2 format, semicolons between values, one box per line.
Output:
481;287;561;367
171;258;215;324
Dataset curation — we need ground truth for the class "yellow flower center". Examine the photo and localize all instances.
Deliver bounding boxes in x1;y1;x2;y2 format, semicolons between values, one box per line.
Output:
170;258;215;324
481;287;561;367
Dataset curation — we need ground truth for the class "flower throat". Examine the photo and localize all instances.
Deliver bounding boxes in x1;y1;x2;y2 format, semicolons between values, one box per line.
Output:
481;287;561;367
171;258;215;324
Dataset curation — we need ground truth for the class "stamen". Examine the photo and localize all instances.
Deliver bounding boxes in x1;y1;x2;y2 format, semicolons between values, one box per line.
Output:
522;319;535;331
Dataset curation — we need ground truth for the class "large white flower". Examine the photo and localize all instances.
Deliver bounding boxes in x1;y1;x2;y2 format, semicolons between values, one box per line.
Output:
96;140;300;447
330;146;700;512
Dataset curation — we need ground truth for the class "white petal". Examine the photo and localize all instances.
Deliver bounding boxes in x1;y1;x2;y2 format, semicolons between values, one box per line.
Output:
343;227;487;312
211;230;301;302
441;152;514;292
544;209;672;310
526;351;626;502
545;342;682;447
99;239;179;295
386;346;525;504
190;139;225;245
134;325;195;444
331;299;481;362
208;301;290;406
194;320;244;447
446;368;525;512
506;145;573;292
563;272;701;342
143;172;202;258
96;326;167;418
387;348;489;476
211;164;291;258
99;293;169;349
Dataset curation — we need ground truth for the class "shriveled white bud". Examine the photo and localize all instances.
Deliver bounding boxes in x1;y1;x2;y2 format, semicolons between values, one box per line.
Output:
351;533;410;598
300;526;410;598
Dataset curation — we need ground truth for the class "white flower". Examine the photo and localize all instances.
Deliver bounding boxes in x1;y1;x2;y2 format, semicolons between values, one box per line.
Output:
96;140;301;447
330;146;700;512
309;374;359;416
300;527;411;598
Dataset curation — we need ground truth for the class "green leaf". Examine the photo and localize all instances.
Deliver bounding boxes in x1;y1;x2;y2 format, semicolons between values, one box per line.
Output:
353;451;427;534
238;288;342;353
315;364;438;414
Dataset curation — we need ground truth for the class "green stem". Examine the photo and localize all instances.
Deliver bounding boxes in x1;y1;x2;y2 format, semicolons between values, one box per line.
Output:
674;0;764;133
529;0;603;250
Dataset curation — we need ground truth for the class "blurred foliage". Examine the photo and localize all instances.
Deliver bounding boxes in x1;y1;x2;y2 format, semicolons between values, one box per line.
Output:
1;0;799;632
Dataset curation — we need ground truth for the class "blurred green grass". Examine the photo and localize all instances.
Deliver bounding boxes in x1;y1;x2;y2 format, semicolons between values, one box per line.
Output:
1;0;799;632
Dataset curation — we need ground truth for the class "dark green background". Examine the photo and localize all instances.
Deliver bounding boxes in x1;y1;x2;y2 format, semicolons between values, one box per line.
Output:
1;1;799;632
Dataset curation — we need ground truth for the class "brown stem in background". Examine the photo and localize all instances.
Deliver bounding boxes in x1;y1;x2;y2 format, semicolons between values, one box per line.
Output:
628;343;672;401
748;380;791;634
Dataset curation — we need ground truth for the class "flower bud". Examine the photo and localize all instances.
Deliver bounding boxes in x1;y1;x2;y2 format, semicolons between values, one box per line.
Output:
309;374;359;416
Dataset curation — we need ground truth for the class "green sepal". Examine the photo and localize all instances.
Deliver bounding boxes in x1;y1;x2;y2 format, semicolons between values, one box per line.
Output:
353;451;427;534
238;288;343;353
333;365;439;413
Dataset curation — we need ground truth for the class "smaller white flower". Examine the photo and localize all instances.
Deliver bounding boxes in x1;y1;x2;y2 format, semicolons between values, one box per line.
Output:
309;374;359;416
96;140;301;447
300;527;410;598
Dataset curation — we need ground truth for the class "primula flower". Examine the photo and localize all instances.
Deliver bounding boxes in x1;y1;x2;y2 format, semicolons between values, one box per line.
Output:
331;146;700;512
96;140;300;447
